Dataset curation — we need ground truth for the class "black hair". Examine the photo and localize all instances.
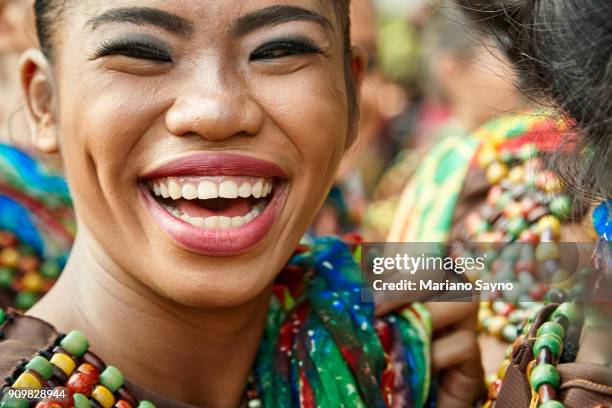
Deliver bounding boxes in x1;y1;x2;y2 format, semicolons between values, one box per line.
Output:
34;0;358;123
459;0;611;201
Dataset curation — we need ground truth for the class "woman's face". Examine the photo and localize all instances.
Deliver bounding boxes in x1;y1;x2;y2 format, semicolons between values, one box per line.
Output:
25;0;361;307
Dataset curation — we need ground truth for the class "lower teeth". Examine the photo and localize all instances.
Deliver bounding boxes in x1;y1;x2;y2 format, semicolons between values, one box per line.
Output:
163;202;265;230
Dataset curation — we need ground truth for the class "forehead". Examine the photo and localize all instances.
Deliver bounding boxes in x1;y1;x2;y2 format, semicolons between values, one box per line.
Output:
71;0;340;32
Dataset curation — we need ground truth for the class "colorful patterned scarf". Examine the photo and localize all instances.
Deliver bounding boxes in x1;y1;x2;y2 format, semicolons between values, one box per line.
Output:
255;236;434;408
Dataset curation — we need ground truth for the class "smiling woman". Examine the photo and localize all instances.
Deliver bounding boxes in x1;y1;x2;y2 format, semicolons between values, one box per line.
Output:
0;1;482;407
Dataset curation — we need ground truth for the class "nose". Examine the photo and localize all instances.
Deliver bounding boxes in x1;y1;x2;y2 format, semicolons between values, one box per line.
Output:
165;72;264;142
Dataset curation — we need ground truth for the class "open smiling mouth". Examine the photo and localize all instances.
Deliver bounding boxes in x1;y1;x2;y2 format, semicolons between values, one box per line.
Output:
139;153;288;256
148;176;274;230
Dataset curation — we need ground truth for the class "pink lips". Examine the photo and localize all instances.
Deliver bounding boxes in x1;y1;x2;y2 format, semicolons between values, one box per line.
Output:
141;153;287;256
142;153;286;178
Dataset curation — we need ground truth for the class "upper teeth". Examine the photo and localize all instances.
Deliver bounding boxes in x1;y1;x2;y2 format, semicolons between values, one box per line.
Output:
151;177;273;200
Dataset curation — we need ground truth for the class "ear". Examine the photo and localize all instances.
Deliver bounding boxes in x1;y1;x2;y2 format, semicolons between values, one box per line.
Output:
346;44;368;149
432;53;460;98
19;48;60;154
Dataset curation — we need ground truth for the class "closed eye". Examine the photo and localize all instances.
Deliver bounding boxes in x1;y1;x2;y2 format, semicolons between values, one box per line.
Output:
92;38;172;62
250;37;322;61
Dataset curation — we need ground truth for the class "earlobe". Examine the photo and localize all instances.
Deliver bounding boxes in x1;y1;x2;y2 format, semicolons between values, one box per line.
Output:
19;48;60;154
345;44;368;149
350;44;368;101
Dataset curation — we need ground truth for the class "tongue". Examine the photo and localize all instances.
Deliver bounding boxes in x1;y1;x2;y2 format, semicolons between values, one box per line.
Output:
176;198;254;218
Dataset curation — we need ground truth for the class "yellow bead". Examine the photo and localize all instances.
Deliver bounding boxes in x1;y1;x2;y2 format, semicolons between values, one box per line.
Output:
543;177;563;193
13;371;41;388
22;272;45;293
497;359;511;380
0;248;19;268
91;385;116;408
550;269;572;289
486;162;509;185
508;166;525;184
488;316;508;337
478;147;499;168
537;215;561;238
50;352;76;376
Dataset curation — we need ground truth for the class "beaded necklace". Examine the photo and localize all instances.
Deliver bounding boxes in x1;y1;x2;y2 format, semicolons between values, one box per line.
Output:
450;113;579;343
444;112;601;407
478;189;610;404
0;236;434;408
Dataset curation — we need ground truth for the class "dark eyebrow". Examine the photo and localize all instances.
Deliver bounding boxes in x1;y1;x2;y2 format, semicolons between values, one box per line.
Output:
232;5;332;36
86;7;194;35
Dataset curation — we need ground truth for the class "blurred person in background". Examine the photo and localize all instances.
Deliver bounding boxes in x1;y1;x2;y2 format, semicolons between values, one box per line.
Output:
383;0;598;388
0;0;73;310
364;0;523;240
311;0;408;236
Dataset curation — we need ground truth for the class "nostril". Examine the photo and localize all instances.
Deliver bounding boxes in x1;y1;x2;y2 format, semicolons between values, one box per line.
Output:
164;93;264;140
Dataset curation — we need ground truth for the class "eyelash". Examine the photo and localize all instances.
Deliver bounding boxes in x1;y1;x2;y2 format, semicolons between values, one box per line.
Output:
93;39;172;62
250;38;322;61
93;37;321;63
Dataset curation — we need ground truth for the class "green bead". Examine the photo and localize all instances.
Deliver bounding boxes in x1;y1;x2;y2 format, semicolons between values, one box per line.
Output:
0;267;14;289
40;260;61;279
100;365;124;392
502;324;519;342
549;195;572;220
496;192;513;209
530;363;560;390
534;333;564;361
552;302;582;324
73;393;92;408
539;401;565;408
60;330;89;358
528;303;544;323
537;322;566;341
138;401;157;408
16;244;35;256
25;355;53;380
507;217;529;237
15;291;37;310
0;309;5;325
0;395;28;408
519;143;538;160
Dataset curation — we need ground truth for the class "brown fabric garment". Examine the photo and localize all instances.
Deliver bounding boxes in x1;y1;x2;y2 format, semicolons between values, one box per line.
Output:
558;363;612;407
0;312;247;408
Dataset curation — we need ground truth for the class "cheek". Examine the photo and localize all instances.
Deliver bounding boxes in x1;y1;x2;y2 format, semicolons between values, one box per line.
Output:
58;73;166;186
252;65;349;188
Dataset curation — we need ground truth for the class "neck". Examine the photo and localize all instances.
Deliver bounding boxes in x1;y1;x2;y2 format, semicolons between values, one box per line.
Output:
29;231;271;408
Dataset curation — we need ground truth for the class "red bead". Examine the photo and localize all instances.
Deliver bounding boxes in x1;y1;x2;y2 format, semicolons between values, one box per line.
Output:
515;260;537;274
487;186;503;207
114;401;133;408
538;383;557;402
499;303;516;317
488;379;503;400
528;283;548;301
67;372;97;396
77;363;100;378
0;231;17;247
35;403;63;408
18;255;40;272
520;197;538;216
